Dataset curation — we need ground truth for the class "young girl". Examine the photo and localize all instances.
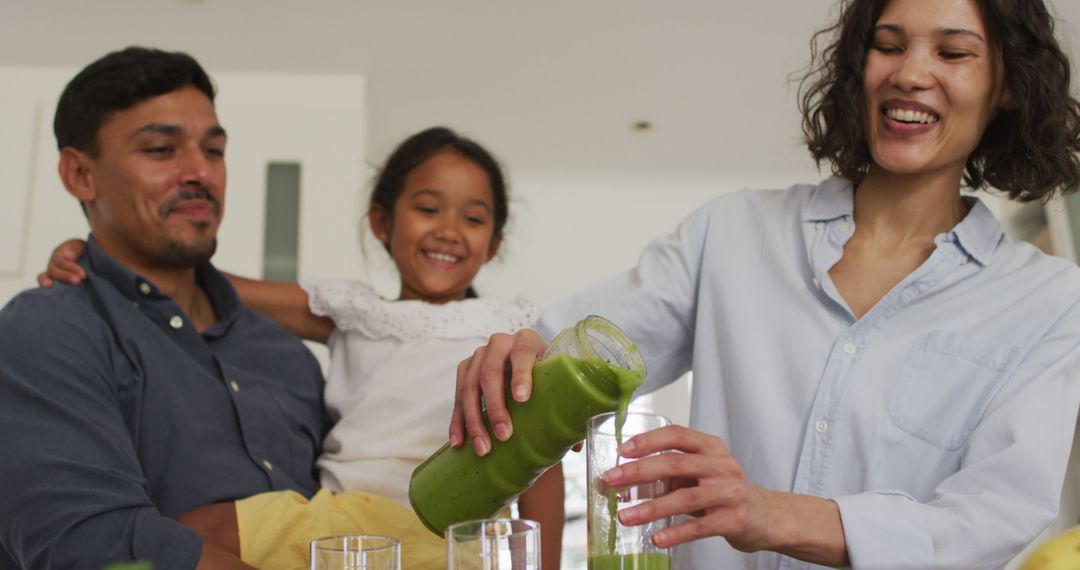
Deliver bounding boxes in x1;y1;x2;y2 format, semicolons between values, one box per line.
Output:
42;126;564;569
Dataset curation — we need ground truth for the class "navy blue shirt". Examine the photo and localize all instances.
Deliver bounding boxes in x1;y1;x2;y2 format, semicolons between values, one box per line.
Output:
0;238;329;569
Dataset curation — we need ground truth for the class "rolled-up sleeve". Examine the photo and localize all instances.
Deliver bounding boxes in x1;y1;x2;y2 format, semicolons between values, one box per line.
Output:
0;293;202;570
836;313;1080;569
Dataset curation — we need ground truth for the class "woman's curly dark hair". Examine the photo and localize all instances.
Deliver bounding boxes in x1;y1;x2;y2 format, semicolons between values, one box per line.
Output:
799;0;1080;201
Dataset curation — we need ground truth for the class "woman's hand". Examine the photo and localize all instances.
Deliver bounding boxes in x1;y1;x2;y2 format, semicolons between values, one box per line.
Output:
450;329;548;455
605;425;848;565
605;425;772;550
36;238;87;287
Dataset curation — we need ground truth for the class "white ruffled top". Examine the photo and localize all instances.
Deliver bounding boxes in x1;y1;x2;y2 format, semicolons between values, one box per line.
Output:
302;278;537;506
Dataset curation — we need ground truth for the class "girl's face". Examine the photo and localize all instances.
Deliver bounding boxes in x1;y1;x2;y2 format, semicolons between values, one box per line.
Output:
370;149;501;304
862;0;1011;180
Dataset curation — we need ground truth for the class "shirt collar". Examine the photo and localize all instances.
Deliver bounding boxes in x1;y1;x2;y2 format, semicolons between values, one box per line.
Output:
949;196;1002;266
801;178;1003;266
803;177;855;223
82;235;241;322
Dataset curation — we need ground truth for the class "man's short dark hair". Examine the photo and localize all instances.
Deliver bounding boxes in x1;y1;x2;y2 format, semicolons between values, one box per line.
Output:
53;46;216;157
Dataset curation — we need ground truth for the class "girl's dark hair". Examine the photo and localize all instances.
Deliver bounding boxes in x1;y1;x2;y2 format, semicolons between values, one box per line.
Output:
799;0;1080;201
370;126;510;298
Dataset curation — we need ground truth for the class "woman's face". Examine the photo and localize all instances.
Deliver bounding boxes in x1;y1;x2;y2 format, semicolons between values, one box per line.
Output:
862;0;1011;180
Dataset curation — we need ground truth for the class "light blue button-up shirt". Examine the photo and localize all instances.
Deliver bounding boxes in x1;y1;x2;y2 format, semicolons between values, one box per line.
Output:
537;178;1080;569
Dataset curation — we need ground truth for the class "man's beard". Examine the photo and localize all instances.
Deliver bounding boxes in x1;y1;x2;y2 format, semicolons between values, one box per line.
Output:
156;187;221;267
159;234;217;267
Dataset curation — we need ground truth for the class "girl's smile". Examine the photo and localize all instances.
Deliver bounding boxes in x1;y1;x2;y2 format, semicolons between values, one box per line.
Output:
371;148;501;304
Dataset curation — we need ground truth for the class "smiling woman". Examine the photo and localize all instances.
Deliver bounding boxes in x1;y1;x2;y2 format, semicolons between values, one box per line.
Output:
449;0;1080;568
800;0;1080;201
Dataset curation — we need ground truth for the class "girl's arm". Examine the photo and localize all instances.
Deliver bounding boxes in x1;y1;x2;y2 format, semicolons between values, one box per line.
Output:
519;463;564;570
37;240;335;344
222;273;334;344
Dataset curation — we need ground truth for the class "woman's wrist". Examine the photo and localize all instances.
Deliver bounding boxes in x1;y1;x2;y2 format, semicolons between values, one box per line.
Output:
756;489;849;566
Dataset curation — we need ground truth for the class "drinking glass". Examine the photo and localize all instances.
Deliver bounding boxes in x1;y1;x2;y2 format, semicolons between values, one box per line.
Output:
587;411;672;570
310;535;401;570
446;518;541;569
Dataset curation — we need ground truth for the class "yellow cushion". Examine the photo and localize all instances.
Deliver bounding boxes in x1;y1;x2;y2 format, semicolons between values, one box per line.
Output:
236;489;445;570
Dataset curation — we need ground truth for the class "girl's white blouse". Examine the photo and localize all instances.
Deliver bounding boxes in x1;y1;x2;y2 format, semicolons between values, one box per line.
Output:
302;278;536;506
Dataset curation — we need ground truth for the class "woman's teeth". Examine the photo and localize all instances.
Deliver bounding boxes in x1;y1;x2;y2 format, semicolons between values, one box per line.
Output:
885;108;939;124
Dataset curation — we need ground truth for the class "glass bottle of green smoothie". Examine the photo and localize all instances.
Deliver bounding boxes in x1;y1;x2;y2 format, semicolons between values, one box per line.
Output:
409;315;647;536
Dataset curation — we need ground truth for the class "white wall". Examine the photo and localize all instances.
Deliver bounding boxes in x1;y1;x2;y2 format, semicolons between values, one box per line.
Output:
0;68;91;305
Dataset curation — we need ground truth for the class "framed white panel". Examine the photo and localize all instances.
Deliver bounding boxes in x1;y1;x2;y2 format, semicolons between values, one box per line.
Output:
0;100;38;275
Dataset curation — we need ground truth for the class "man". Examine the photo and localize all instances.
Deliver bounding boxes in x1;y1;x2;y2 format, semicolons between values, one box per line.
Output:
0;47;328;569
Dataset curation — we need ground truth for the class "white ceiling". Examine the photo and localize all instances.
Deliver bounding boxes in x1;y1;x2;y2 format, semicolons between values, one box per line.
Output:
2;1;1078;173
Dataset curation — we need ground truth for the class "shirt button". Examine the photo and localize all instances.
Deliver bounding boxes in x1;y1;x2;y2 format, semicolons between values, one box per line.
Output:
816;420;829;433
138;282;152;296
843;342;857;355
169;316;183;329
812;278;821;289
815;222;824;231
838;221;850;232
230;380;240;393
262;459;274;471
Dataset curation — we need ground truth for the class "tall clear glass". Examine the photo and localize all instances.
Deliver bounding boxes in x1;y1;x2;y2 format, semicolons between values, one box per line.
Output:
446;518;541;570
310;535;401;570
587;411;672;570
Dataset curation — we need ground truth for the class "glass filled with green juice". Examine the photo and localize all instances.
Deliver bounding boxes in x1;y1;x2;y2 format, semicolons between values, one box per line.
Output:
587;411;672;570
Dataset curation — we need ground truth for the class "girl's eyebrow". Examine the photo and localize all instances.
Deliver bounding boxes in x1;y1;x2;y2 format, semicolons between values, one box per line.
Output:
874;23;987;44
409;189;443;199
466;199;493;212
411;189;492;211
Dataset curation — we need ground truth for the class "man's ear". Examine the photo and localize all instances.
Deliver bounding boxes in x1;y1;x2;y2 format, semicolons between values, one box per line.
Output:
486;234;502;262
58;148;96;203
368;203;391;247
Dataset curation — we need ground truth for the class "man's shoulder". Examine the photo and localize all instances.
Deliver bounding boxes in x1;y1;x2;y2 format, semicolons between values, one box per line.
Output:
0;283;107;347
1;283;100;322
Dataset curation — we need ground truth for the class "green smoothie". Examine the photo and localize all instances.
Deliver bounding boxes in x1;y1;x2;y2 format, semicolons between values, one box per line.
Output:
589;552;672;570
593;409;670;568
410;345;646;535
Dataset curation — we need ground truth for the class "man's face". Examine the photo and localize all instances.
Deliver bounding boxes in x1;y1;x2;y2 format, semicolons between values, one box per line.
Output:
75;85;227;270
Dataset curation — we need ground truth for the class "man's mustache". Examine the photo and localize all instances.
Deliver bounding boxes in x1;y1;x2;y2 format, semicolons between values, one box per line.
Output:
159;188;219;218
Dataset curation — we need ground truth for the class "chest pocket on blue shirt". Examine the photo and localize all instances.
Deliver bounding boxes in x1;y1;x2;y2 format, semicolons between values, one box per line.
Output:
889;330;1019;451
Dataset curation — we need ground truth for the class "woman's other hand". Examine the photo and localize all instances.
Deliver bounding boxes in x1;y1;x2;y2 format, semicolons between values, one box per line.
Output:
606;425;848;566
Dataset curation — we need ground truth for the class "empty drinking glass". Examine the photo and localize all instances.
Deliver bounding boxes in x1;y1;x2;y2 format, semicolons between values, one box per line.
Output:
446;518;541;569
310;535;401;570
